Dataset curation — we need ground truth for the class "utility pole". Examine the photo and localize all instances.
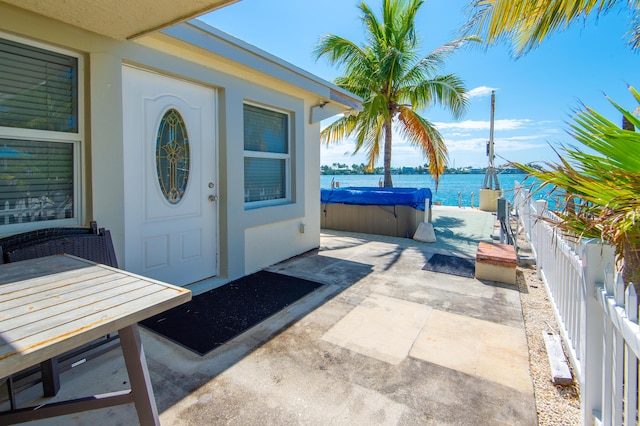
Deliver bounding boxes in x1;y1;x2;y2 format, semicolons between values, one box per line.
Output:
479;90;503;211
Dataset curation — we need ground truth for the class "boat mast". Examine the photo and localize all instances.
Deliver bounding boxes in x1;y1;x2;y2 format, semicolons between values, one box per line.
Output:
482;90;500;190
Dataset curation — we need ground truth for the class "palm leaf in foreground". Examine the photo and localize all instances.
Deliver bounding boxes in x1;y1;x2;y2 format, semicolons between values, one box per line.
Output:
515;86;640;288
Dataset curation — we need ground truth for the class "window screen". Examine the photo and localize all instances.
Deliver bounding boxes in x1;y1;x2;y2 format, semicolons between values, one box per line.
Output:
0;138;74;224
243;104;290;205
0;38;78;132
0;37;79;228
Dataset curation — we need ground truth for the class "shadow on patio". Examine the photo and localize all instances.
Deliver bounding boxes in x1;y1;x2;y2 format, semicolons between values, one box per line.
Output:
13;209;537;425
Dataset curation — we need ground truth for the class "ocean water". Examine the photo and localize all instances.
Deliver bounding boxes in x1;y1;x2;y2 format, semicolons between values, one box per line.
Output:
320;173;553;208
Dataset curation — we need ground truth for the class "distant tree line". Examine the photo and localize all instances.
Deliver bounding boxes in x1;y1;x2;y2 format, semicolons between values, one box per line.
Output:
320;163;534;175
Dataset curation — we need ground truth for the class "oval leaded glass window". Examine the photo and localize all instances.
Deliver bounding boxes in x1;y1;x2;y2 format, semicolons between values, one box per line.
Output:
156;108;190;204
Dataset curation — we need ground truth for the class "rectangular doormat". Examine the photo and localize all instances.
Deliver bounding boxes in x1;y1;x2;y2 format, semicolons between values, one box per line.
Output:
422;254;475;278
140;270;324;356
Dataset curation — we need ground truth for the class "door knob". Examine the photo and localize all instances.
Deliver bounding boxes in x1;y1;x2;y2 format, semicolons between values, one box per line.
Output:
208;195;218;202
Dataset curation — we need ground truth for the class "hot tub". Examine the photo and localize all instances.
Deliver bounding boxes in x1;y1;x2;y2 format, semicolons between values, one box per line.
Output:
320;187;433;238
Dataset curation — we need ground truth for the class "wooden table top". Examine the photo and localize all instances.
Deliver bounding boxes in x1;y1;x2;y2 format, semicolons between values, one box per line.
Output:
0;254;191;379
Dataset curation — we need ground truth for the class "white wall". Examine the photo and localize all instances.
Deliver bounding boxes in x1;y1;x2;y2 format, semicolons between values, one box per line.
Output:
244;104;322;275
0;5;335;283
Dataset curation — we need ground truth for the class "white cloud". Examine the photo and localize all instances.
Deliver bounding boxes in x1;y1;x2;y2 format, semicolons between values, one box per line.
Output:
467;86;496;99
320;116;562;167
493;137;548;152
446;137;487;151
444;134;549;151
435;118;533;131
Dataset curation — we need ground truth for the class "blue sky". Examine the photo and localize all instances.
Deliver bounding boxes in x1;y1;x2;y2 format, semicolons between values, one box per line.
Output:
201;0;638;168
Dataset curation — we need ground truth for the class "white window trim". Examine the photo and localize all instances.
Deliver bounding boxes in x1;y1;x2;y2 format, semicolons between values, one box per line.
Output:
0;32;84;235
243;101;291;209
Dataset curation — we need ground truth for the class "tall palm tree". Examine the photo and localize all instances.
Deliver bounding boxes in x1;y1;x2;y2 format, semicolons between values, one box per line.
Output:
463;0;640;56
314;0;477;188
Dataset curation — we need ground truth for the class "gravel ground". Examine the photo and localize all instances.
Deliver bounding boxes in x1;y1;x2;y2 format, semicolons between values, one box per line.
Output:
516;234;582;425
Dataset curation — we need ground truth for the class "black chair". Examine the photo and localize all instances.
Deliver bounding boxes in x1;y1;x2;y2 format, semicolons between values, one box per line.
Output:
0;221;118;267
0;221;120;409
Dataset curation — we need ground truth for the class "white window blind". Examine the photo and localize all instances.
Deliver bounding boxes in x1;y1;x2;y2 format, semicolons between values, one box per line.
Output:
243;104;290;205
0;38;78;132
0;37;79;227
0;138;74;223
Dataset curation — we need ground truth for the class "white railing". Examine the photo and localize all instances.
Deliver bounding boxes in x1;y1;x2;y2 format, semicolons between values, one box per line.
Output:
514;182;640;426
0;196;72;224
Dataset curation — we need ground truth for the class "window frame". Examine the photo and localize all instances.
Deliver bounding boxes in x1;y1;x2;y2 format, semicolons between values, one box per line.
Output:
243;101;291;209
0;33;83;235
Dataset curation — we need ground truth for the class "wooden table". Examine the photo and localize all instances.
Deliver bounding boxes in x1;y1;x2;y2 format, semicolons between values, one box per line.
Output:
0;254;191;425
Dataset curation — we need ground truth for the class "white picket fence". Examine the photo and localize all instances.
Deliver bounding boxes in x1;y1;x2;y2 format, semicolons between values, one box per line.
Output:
514;183;640;426
0;195;72;224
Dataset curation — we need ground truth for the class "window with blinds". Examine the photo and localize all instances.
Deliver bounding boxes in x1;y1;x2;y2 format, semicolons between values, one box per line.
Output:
0;37;79;227
243;104;290;205
0;38;78;132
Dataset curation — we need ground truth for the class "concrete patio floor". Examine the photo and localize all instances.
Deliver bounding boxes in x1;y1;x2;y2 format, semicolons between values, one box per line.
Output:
15;207;536;425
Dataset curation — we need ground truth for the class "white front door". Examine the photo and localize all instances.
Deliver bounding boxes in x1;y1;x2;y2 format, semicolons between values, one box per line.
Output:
122;66;217;285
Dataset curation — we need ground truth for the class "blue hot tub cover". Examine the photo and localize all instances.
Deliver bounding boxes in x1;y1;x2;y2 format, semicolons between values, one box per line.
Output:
321;187;433;211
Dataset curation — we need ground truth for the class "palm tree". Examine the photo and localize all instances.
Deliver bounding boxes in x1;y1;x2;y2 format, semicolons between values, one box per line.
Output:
463;0;640;56
314;0;477;188
461;1;640;291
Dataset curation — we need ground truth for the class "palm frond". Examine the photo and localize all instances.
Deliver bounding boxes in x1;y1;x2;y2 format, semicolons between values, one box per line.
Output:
514;86;640;274
320;115;359;145
360;1;387;48
315;0;471;186
397;106;448;187
464;0;622;56
402;74;469;118
314;34;365;66
568;104;640;171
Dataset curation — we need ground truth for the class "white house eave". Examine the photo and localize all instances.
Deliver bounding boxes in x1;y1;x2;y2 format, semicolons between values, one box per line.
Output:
163;19;363;117
0;0;239;40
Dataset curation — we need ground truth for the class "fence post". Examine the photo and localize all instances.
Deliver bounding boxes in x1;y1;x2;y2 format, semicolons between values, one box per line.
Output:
624;284;638;424
514;181;521;209
535;200;547;279
522;189;531;239
580;240;616;425
424;199;432;223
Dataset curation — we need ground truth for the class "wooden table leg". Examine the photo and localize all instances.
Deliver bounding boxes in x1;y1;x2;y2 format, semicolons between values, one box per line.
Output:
118;324;160;426
41;357;61;396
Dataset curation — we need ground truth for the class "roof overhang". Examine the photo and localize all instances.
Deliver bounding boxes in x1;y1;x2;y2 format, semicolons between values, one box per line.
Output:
0;0;239;40
162;20;363;123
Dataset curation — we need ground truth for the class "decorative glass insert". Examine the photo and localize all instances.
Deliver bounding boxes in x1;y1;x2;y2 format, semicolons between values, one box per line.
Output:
156;109;189;204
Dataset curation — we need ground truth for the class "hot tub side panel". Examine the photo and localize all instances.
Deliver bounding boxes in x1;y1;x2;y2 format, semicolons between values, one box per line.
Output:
320;203;422;238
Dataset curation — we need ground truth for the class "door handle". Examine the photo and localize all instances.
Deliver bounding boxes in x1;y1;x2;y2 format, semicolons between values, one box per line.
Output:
208;195;218;202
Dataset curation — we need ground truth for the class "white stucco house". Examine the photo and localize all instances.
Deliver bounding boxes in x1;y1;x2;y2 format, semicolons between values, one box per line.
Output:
0;1;361;287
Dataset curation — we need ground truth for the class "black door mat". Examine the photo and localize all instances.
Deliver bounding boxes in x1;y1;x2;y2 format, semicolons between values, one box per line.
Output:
140;270;324;356
422;254;475;278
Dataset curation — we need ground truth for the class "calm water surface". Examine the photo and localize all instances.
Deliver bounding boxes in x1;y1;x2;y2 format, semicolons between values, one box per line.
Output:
320;173;553;208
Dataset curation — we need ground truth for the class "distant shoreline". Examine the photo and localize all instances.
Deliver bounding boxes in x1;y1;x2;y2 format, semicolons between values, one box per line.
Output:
320;170;528;176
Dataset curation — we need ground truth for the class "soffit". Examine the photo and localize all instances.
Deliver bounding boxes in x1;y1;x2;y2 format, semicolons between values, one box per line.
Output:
0;0;238;40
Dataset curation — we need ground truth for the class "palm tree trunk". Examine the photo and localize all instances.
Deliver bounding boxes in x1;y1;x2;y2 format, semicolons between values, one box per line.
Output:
383;118;393;187
623;241;640;296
